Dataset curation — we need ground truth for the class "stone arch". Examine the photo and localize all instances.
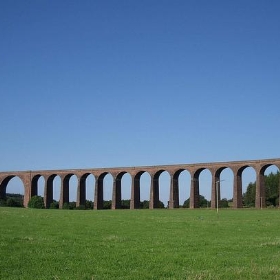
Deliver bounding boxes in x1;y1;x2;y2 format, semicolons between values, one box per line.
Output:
45;174;61;208
60;174;79;208
259;164;280;207
192;168;212;208
79;173;95;209
113;171;131;209
31;174;45;198
214;167;234;207
171;169;191;208
0;175;24;195
237;165;257;208
130;171;151;209
94;172;113;210
150;169;171;209
260;163;280;176
0;175;25;206
69;174;78;203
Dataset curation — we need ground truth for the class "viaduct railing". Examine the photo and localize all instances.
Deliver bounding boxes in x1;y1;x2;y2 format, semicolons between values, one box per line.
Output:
0;158;280;209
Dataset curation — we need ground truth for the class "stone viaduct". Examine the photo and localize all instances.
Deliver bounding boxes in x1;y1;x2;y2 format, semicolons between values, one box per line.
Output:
0;158;280;209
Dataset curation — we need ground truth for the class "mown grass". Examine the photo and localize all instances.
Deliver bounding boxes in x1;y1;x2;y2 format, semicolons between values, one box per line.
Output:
1;208;280;279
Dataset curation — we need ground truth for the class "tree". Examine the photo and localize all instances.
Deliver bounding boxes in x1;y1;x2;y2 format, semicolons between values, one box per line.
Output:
121;199;130;209
199;195;209;208
243;182;256;207
182;195;210;208
140;200;150;209
28;196;45;209
219;198;229;208
265;172;279;206
0;193;23;208
85;200;93;209
103;200;112;209
243;171;280;207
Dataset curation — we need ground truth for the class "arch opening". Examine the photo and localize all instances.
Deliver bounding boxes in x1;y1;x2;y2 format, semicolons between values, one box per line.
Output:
84;173;95;209
262;165;280;207
95;172;113;210
45;174;61;209
31;175;45;208
158;170;170;208
69;175;78;203
241;166;257;208
60;174;78;209
139;172;151;206
218;167;234;208
119;172;131;209
150;170;169;209
37;176;45;198
132;171;151;209
195;168;212;208
0;176;24;207
177;169;191;208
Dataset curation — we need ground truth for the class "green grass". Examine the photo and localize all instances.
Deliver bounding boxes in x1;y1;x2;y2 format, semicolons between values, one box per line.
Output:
1;208;280;279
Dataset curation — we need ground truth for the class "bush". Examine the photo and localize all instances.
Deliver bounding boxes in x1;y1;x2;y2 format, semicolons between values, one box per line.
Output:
6;197;23;207
140;200;150;209
219;198;229;208
85;200;93;209
76;205;86;210
0;199;7;207
69;202;76;210
103;200;112;209
62;202;69;209
49;201;59;209
28;196;45;209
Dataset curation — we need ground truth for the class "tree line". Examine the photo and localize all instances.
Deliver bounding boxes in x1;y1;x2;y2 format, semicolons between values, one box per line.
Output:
26;196;166;209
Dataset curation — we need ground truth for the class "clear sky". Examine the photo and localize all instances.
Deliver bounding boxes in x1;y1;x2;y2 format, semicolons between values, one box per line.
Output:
1;1;280;204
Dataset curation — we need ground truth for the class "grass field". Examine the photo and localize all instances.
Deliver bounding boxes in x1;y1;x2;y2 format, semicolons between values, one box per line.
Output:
1;208;280;280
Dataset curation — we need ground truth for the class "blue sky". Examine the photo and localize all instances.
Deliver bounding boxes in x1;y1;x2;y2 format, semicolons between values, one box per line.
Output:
1;1;280;203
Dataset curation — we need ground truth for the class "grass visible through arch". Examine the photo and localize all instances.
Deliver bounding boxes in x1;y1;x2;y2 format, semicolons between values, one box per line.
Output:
1;208;280;279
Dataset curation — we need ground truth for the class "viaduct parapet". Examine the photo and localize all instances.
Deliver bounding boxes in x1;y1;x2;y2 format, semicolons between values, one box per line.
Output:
0;158;280;209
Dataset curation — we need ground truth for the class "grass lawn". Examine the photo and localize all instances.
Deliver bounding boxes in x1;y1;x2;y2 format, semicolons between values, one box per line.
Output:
1;208;280;279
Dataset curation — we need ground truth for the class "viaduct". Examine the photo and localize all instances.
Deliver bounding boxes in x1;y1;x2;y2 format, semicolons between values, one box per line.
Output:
0;158;280;209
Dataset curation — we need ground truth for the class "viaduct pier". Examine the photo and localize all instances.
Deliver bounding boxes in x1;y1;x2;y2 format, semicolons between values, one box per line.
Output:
0;158;280;209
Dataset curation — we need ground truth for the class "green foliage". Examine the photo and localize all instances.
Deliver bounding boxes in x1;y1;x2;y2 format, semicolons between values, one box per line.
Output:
182;199;189;208
243;171;279;207
62;202;69;209
28;196;45;209
219;198;229;208
182;195;211;208
103;200;112;209
6;197;23;207
0;193;23;208
265;172;280;206
76;205;86;210
68;201;76;210
140;200;150;209
0;199;6;207
199;195;210;208
121;199;130;209
157;200;165;208
243;182;256;207
49;201;59;209
85;200;93;209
